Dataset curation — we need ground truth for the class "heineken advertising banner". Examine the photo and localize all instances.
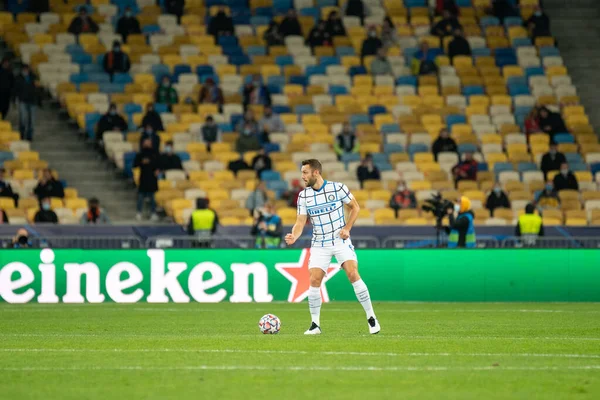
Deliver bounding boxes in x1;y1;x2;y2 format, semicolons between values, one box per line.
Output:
0;249;599;303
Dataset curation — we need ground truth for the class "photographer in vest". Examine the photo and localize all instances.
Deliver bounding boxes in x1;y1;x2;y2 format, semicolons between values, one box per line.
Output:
445;196;476;248
251;202;282;249
516;203;544;246
187;198;218;247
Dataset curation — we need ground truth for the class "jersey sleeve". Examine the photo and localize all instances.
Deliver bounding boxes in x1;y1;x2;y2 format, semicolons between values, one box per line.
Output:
339;183;353;204
297;191;308;215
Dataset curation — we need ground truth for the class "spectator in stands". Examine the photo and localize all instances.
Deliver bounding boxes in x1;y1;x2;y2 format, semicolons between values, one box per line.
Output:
228;155;252;176
13;64;38;141
381;17;400;49
553;162;579;191
488;0;519;23
389;180;417;217
236;123;262;153
0;203;8;224
165;0;184;23
282;179;303;208
155;76;178;110
102;41;131;81
251;202;282;249
326;10;347;37
259;105;285;133
412;41;438;76
188;198;218;247
432;127;458;161
29;0;49;14
447;28;471;62
208;7;234;39
516;203;544;245
371;48;393;76
12;228;31;248
134;138;160;221
246;181;268;216
524;107;541;135
80;197;110;225
0;168;18;206
252;148;272;178
0;58;14;120
360;26;383;62
431;9;462;40
356;153;381;188
541;143;566;179
486;182;511;216
198;78;224;110
524;6;551;40
538;106;568;140
243;74;271;109
201;115;221;152
334;122;359;160
159;141;182;171
34;197;58;224
96;103;127;150
306;20;332;48
535;181;561;209
141;103;164;133
436;0;459;16
279;9;302;38
139;124;160;154
68;6;99;35
452;152;478;184
345;0;364;25
236;110;260;135
264;21;284;47
116;6;141;43
34;169;64;201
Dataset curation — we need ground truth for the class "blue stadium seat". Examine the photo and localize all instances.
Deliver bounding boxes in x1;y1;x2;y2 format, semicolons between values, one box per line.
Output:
525;66;545;79
88;73;111;83
69;73;88;84
294;105;314;114
446;114;467;128
554;133;575;143
458;144;477;154
479;16;500;28
494;162;514;173
508;84;530;96
254;7;273;17
348;66;366;76
82;64;102;73
113;73;133;84
247;46;267;56
504;16;523;27
384;143;404;154
463;86;485;96
472;48;491;57
299;8;320;21
123;103;142;115
261;170;281;181
263;143;281;153
218;36;238;47
371;153;388;164
305;65;326;76
539;47;560;58
318;56;340;67
176;152;190;162
328;85;347;95
272;105;290;114
71;53;92;64
289;75;307;86
375;162;393;172
408;143;428;156
267;75;286;87
517;162;538;173
154;103;169;113
570;163;588;172
380;124;400;134
335;46;355;57
0;151;14;165
275;55;294;66
99;83;125;94
196;65;214;76
477;162;489;172
267;181;290;197
368;105;386;116
590;163;600;176
229;55;251;66
85;113;102;138
565;153;583;164
151;64;170;81
396;75;417;86
349;114;370;127
341;153;361;163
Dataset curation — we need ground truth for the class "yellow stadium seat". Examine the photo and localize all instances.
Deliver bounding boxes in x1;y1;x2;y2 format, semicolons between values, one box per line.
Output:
65;198;88;211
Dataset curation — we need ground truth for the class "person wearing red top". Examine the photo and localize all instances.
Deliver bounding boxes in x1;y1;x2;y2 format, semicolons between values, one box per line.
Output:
524;107;541;137
389;180;417;217
452;152;478;185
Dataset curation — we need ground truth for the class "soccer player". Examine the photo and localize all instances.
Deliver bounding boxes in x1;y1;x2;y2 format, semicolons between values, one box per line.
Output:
285;159;380;335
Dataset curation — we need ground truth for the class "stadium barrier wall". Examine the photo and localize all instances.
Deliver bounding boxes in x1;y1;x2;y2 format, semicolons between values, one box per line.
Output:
0;249;599;303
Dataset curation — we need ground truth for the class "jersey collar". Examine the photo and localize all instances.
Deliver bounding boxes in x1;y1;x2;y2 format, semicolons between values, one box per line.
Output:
313;180;327;192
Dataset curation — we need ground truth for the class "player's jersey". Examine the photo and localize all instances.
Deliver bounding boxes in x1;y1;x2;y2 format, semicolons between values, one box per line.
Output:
297;180;353;247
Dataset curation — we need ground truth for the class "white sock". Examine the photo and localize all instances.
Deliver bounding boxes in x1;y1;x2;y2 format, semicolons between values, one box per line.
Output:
308;286;322;326
352;279;375;319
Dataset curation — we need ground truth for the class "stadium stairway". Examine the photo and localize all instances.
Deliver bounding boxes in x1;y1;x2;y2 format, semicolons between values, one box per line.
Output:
546;0;600;130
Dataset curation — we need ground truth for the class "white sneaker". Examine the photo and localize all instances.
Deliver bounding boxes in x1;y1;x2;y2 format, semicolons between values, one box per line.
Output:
367;317;380;334
150;213;159;222
304;322;321;335
136;213;142;221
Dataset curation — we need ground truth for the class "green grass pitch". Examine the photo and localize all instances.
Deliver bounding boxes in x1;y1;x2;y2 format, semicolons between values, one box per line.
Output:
0;302;599;399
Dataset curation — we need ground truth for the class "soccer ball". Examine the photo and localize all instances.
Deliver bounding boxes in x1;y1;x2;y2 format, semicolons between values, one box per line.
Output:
258;314;281;334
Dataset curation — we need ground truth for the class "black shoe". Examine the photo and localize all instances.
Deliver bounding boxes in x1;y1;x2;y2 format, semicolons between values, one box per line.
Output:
367;317;380;334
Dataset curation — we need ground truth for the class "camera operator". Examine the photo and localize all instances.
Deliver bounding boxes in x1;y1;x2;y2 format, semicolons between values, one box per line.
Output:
251;202;282;249
12;228;32;248
445;196;476;248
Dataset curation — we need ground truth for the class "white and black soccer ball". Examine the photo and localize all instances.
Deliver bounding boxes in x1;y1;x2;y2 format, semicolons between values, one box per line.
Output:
258;314;281;334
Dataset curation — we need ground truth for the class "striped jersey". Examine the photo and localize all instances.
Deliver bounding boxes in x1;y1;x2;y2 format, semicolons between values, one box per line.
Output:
297;180;353;247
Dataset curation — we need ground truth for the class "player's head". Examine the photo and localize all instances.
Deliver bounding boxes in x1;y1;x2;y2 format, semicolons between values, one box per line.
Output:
301;159;322;188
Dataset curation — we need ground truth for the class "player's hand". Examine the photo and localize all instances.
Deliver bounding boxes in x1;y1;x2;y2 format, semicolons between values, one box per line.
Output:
339;227;350;240
285;233;296;246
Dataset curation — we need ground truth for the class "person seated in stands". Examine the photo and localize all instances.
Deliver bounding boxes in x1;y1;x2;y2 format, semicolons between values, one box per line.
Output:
159;141;182;171
553;162;579;191
535;181;561;210
198;77;224;110
435;0;459;16
236;109;260;135
431;9;462;39
360;26;383;62
80;197;110;225
251;202;283;249
141;103;164;133
246;181;268;216
538;106;568;140
155;76;178;110
282;179;303;207
0;168;18;207
381;17;400;49
356;153;381;188
228;155;252;176
96;103;128;150
68;6;98;35
252;148;272;178
187;198;219;247
540;143;566;180
524;6;551;40
264;21;284;47
524;107;541;135
116;6;141;43
334;122;359;160
243;74;271;109
236;123;262;153
34;169;64;201
488;0;518;23
447;28;471;62
102;40;131;81
134;138;160;221
34;197;58;224
208;6;234;39
28;0;50;15
259;105;285;133
432;127;458;161
326;10;347;37
259;125;272;146
412;41;438;76
139;123;161;154
278;9;303;37
306;20;332;48
345;0;364;25
371;48;393;76
389;180;417;217
486;182;511;216
452;152;478;185
201;115;221;152
165;0;184;23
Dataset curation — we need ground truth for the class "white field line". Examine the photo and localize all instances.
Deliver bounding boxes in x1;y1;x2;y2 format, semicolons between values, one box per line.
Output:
1;348;600;359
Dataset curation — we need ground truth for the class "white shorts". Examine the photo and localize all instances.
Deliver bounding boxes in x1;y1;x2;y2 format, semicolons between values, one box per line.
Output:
308;239;357;272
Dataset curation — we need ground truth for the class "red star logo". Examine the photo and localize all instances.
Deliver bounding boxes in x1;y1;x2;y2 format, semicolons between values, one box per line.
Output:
275;249;341;303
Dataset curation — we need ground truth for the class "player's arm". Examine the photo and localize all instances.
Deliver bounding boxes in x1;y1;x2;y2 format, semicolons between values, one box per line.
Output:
285;214;307;245
340;196;360;239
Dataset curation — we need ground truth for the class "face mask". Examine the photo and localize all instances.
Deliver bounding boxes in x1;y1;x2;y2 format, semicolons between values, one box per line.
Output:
262;212;271;219
369;31;377;38
549;149;556;155
125;11;132;17
165;146;172;153
561;169;569;175
22;71;29;76
109;110;116;116
494;187;501;195
534;11;542;16
454;204;460;214
163;82;169;87
145;128;153;134
243;129;252;135
42;203;51;211
397;185;405;192
545;184;553;191
114;47;121;52
148;107;154;112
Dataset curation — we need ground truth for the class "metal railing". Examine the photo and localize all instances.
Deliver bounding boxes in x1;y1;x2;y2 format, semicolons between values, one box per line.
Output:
381;236;500;249
501;236;600;249
1;236;144;249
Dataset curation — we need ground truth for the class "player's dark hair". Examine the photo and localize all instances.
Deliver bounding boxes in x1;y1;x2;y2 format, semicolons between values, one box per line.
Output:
301;159;322;173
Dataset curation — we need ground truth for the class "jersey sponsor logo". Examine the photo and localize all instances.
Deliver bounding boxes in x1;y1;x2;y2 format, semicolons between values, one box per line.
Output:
307;203;337;216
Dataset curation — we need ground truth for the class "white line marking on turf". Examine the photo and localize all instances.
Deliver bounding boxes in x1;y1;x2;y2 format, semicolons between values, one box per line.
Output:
2;348;600;359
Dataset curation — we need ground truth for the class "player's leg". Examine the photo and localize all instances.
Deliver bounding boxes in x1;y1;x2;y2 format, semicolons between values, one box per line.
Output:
305;247;331;335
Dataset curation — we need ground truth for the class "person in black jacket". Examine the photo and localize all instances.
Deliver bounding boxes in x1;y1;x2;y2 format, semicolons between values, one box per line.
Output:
306;20;331;48
102;41;131;80
485;183;511;216
356;153;381;187
553;163;579;192
228;155;252;176
134;138;160;221
139;124;161;154
448;28;471;62
68;7;99;35
28;0;49;14
140;103;164;132
538;106;568;140
540;143;566;179
278;9;302;37
345;0;364;25
34;169;64;202
13;64;39;141
0;168;18;206
116;6;141;43
431;9;462;39
96;103;128;149
263;21;284;47
325;10;346;37
489;0;519;23
360;26;383;62
524;6;551;40
432;128;458;161
34;197;58;224
0;58;14;119
243;74;271;109
159;141;183;171
165;0;184;23
208;7;234;39
251;148;272;178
